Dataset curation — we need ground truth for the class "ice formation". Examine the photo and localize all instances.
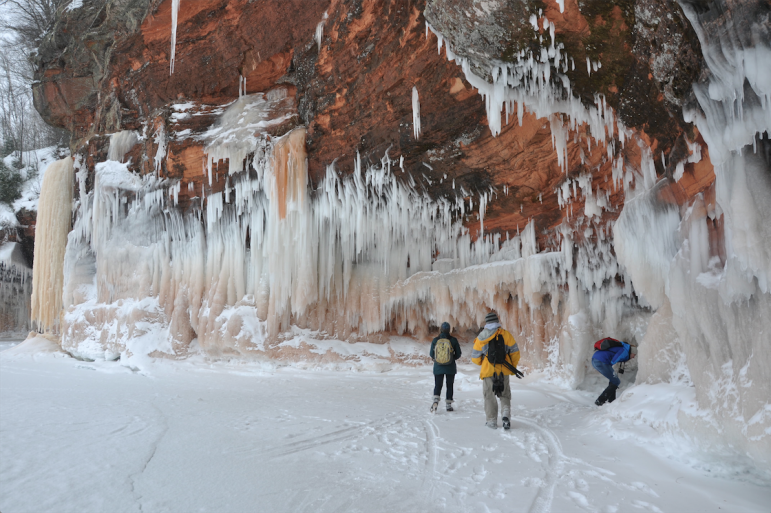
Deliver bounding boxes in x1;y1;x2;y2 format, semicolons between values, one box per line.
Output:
62;115;530;358
203;90;295;180
0;242;33;334
662;0;771;454
107;131;139;163
30;158;74;332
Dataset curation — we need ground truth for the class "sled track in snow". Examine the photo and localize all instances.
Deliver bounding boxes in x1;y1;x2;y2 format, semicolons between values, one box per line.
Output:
514;414;617;513
423;418;439;486
232;422;373;459
514;415;565;513
128;402;170;513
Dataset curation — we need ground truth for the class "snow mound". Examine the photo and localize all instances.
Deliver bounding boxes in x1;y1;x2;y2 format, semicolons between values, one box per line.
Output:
599;382;771;484
0;332;65;359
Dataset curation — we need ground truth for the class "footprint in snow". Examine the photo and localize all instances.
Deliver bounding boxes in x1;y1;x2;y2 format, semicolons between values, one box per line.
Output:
522;476;545;488
471;465;488;482
490;483;508;499
630;481;660;497
571;478;590;491
567;490;592;510
631;499;664;513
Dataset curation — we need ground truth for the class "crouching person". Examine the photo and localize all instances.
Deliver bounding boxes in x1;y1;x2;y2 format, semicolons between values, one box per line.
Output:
430;322;462;412
592;338;634;406
472;312;523;430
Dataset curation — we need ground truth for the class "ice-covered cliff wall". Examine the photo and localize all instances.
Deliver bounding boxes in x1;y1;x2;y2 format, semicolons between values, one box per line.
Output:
23;0;771;463
423;0;771;460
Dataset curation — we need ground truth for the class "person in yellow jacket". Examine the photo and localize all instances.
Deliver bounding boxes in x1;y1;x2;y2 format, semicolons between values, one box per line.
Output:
471;311;522;430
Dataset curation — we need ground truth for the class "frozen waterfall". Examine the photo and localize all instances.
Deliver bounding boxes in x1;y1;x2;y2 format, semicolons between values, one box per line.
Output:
30;157;74;333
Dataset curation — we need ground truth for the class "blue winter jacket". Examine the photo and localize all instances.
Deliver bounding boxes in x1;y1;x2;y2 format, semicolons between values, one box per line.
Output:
592;343;631;365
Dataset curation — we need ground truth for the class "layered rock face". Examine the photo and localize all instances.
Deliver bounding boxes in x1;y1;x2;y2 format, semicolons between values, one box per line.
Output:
30;0;771;460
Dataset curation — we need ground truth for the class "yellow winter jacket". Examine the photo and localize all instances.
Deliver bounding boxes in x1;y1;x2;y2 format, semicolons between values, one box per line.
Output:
472;327;521;379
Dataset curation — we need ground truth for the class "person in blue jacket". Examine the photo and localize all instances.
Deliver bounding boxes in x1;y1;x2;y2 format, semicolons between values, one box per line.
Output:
429;322;462;412
592;338;633;406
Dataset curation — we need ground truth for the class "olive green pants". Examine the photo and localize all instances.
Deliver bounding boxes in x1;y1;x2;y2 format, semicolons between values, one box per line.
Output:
483;375;511;422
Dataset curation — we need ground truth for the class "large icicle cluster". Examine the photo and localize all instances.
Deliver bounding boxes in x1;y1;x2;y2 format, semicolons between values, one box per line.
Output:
660;0;771;459
58;87;625;367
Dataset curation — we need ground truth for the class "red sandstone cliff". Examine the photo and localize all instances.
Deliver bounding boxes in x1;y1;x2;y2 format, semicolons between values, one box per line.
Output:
31;0;720;262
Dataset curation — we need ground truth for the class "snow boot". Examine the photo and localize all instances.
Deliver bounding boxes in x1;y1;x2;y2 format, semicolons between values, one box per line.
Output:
430;395;440;413
595;384;617;406
446;400;454;412
606;384;619;403
485;420;498;429
502;417;511;430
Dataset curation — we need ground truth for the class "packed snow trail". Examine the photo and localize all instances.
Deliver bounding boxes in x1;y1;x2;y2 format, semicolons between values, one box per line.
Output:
1;344;768;513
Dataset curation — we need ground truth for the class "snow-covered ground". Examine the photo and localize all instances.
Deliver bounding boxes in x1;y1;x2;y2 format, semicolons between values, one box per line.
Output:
1;340;769;513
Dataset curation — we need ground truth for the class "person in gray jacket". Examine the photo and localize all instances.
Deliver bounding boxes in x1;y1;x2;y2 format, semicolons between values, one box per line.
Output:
429;322;462;412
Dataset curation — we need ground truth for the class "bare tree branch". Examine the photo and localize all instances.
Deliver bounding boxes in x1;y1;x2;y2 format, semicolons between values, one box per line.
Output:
0;0;71;157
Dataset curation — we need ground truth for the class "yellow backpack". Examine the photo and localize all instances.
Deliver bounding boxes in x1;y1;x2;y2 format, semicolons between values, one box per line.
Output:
434;338;454;365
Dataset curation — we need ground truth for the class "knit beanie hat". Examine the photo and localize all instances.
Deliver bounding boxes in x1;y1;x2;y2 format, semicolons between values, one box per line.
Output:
484;311;499;324
440;322;451;333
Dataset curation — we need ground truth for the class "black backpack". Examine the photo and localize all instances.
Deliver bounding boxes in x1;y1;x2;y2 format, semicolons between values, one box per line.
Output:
484;333;524;390
488;334;508;365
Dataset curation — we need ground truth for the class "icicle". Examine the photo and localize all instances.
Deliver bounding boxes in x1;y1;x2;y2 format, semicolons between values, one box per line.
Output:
153;124;167;175
412;86;421;140
170;0;181;75
239;75;246;98
315;11;328;52
674;161;685;182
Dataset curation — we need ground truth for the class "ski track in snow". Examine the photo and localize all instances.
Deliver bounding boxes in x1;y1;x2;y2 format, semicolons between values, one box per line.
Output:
128;402;170;513
1;353;769;513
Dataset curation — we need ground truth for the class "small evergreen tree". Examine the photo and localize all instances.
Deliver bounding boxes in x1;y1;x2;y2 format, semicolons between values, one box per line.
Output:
1;136;16;158
0;159;25;205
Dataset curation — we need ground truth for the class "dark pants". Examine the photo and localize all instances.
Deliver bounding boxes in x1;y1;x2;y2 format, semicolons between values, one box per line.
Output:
433;374;455;400
592;359;621;387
